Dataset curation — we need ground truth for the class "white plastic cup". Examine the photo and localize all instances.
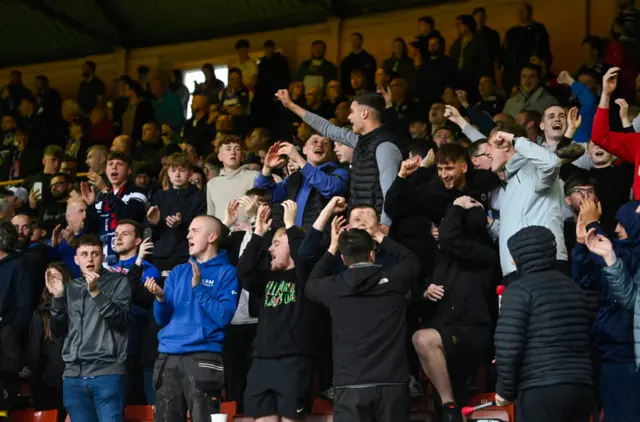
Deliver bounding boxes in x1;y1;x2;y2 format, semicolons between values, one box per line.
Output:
210;414;228;422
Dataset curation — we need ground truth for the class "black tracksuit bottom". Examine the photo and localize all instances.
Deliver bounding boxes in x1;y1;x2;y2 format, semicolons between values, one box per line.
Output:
516;384;594;422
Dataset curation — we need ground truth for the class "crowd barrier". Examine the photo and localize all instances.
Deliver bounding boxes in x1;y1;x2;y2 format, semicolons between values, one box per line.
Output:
0;173;89;187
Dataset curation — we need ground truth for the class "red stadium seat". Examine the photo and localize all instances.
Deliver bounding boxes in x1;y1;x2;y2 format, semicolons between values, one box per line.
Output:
9;410;58;422
124;405;154;422
311;398;334;414
466;393;515;422
221;401;237;421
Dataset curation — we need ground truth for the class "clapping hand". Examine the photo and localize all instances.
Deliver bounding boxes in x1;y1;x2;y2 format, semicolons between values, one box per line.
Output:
45;267;65;298
264;142;286;170
329;215;347;255
421;149;436;168
254;204;272;236
189;260;201;288
223;200;240;228
85;272;100;296
424;284;444;302
80;182;96;205
165;213;182;228
585;228;616;266
144;277;165;302
282;200;298;229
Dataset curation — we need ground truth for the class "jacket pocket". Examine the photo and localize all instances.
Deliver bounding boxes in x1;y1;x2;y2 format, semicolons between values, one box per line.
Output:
189;353;224;393
152;354;168;390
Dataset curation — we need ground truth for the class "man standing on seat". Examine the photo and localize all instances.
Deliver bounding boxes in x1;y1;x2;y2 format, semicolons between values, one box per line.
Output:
145;215;239;422
306;213;420;422
48;235;131;422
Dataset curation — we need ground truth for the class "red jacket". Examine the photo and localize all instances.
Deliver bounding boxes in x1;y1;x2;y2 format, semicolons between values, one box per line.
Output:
592;107;640;199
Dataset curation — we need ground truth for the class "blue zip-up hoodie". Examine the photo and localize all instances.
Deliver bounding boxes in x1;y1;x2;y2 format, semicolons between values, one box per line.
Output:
47;233;83;278
155;251;238;354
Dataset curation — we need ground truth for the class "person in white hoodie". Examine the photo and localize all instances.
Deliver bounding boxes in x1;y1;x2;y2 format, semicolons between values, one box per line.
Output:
206;136;259;223
487;123;568;284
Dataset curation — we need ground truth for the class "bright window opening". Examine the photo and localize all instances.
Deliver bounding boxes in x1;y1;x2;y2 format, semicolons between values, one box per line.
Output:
184;66;229;119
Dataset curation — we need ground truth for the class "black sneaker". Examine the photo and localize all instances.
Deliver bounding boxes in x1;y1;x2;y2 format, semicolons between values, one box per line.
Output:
441;402;463;422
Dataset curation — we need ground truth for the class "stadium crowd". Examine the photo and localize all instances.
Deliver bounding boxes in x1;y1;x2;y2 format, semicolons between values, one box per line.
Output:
1;1;640;421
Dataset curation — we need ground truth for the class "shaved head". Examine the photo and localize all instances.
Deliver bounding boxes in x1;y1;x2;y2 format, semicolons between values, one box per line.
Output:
193;215;223;237
188;215;224;261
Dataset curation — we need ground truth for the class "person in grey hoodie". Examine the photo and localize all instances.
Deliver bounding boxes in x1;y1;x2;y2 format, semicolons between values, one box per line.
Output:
503;64;559;119
487;123;568;282
48;234;131;422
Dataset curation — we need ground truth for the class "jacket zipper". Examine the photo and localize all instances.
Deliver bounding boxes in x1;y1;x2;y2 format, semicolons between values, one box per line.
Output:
76;286;85;376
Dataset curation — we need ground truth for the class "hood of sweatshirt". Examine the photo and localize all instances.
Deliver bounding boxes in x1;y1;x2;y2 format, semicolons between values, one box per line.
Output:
616;200;640;248
341;263;388;295
220;164;254;178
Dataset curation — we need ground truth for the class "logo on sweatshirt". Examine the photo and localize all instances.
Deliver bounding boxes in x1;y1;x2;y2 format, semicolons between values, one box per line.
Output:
378;278;389;285
202;279;215;287
264;280;296;308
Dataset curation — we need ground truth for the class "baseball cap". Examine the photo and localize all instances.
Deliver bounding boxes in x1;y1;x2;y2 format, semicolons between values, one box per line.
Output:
353;93;386;115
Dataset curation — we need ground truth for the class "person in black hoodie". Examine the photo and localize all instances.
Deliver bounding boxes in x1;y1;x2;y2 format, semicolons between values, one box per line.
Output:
415;36;458;108
306;214;420;422
27;262;67;422
0;313;21;414
146;152;206;271
340;33;377;96
0;221;34;339
412;197;498;422
386;143;499;230
12;214;49;307
236;201;315;421
494;226;593;421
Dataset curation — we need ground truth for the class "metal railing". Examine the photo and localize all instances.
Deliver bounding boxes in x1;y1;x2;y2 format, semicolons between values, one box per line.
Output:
0;173;89;187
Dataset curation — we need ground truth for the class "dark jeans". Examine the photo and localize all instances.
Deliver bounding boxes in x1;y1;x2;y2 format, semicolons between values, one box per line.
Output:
516;384;593;422
142;365;154;405
63;374;126;422
600;362;640;422
222;323;257;413
154;353;224;422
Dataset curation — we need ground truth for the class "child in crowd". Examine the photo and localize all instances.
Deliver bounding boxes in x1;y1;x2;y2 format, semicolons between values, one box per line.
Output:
146;152;206;272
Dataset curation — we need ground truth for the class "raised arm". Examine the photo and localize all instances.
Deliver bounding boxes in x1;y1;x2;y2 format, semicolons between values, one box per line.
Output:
193;264;238;329
93;274;131;330
438;201;497;266
511;136;561;190
275;90;359;148
591;67;640;163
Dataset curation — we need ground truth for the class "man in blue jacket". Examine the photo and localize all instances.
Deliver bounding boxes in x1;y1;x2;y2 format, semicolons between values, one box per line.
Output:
255;135;349;230
573;199;640;422
144;215;238;422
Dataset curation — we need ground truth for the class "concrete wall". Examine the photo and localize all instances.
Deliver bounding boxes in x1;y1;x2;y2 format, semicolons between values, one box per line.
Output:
0;0;618;99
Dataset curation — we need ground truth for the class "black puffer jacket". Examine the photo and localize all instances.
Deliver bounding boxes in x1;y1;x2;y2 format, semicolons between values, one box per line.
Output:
495;226;592;401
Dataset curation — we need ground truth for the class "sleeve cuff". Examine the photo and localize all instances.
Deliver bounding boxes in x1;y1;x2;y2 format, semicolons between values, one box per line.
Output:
90;291;110;308
52;296;66;309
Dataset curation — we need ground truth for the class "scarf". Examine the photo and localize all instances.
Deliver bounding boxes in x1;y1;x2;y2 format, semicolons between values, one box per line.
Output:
100;185;125;266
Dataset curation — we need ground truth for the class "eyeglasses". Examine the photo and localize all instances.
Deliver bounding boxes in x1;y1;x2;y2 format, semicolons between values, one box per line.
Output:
569;187;596;197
